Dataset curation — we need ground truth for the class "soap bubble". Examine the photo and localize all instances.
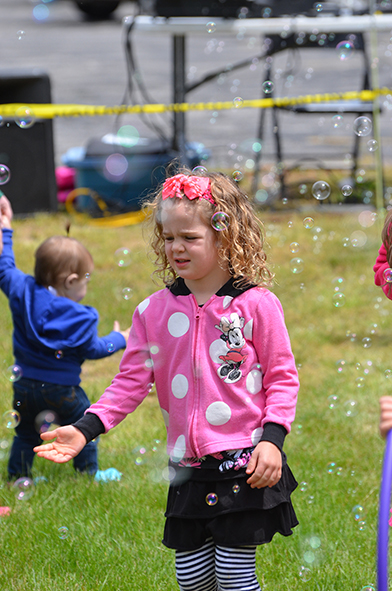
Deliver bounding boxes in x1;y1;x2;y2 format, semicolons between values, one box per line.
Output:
54;350;63;360
206;21;216;33
232;484;240;494
352;504;364;521
15;106;35;129
2;410;21;429
290;258;304;274
336;39;354;60
0;164;11;185
327;462;336;473
383;268;392;283
367;139;378;151
232;170;243;181
358;210;376;228
206;492;218;506
289;242;300;254
315;3;323;11
344;400;358;417
115;247;131;267
350;230;367;248
122;287;133;300
328;394;339;409
246;365;263;394
332;292;345;307
104;153;128;179
362;337;372;348
353;116;372;137
233;97;244;108
13;477;35;501
356;377;365;388
192;165;208;175
211;211;230;231
299;566;311;582
312;181;331;200
299;184;308;195
6;364;22;382
17;30;25;40
341;184;353;197
106;342;115;353
299;482;308;492
360;585;375;591
332;114;343;128
336;359;346;373
58;526;69;540
303;217;314;229
262;80;274;94
35;410;58;434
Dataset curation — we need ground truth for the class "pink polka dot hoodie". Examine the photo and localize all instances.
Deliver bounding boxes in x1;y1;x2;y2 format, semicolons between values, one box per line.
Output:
82;278;299;460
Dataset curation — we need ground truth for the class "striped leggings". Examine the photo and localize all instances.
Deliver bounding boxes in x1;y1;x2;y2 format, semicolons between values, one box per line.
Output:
175;538;261;591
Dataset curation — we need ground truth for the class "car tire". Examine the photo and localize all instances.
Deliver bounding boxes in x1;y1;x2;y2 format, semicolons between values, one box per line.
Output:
74;0;121;18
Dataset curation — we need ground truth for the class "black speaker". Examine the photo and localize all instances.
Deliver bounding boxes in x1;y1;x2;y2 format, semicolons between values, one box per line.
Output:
0;70;57;215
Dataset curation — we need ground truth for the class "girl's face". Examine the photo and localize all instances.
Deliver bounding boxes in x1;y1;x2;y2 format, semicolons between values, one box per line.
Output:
161;198;229;294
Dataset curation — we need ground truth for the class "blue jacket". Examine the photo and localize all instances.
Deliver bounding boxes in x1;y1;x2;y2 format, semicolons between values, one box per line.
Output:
0;229;126;385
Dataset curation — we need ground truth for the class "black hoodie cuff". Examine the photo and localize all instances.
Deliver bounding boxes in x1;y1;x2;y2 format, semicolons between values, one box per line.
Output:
73;413;105;444
259;422;287;451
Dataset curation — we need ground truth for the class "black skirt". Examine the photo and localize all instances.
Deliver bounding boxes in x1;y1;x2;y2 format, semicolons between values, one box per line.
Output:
162;454;299;551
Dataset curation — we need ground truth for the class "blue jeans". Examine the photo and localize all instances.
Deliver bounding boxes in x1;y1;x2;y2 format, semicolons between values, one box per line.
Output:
8;377;98;479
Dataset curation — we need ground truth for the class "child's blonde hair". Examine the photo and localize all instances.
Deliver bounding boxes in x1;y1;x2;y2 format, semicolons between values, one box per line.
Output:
34;236;93;288
382;209;392;267
144;169;273;288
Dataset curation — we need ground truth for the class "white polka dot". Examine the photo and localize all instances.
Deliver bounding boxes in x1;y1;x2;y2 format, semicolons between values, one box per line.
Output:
206;401;231;426
246;369;262;395
209;339;228;363
138;298;150;315
160;408;169;428
251;427;264;445
170;434;186;462
222;296;233;309
171;374;188;399
167;312;190;338
243;319;253;340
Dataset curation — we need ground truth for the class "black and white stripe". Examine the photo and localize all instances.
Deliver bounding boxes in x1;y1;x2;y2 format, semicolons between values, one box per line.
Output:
175;538;261;591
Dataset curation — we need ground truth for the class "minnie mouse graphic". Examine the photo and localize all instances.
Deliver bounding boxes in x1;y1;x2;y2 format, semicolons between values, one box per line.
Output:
215;313;248;384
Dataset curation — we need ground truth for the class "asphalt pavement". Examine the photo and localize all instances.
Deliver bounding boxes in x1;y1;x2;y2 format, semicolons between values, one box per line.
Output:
1;0;392;182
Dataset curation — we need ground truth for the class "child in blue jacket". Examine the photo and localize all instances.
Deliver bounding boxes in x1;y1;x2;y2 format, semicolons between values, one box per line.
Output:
0;194;129;479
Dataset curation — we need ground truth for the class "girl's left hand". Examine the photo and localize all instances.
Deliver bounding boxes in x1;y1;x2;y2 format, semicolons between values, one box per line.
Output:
246;441;282;489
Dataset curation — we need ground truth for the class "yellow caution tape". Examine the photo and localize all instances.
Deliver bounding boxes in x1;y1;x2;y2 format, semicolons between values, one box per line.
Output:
0;88;390;119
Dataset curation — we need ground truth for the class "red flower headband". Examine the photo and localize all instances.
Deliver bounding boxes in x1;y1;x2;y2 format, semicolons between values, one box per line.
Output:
162;174;216;206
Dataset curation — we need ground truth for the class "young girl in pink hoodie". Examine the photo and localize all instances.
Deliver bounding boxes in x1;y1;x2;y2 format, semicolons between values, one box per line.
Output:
35;170;299;591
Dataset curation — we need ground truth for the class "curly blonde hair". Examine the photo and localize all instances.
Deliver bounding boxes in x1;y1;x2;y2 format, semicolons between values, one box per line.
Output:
143;169;273;288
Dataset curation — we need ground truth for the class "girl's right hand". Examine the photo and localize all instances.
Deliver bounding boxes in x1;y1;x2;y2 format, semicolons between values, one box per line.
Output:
33;426;87;463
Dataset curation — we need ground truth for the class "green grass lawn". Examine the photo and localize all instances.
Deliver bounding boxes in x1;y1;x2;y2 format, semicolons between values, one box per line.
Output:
0;205;389;590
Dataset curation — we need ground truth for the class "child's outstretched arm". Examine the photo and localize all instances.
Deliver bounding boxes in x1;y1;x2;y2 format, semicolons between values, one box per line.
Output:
380;396;392;438
113;320;131;341
33;426;87;463
0;194;13;229
246;441;282;489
